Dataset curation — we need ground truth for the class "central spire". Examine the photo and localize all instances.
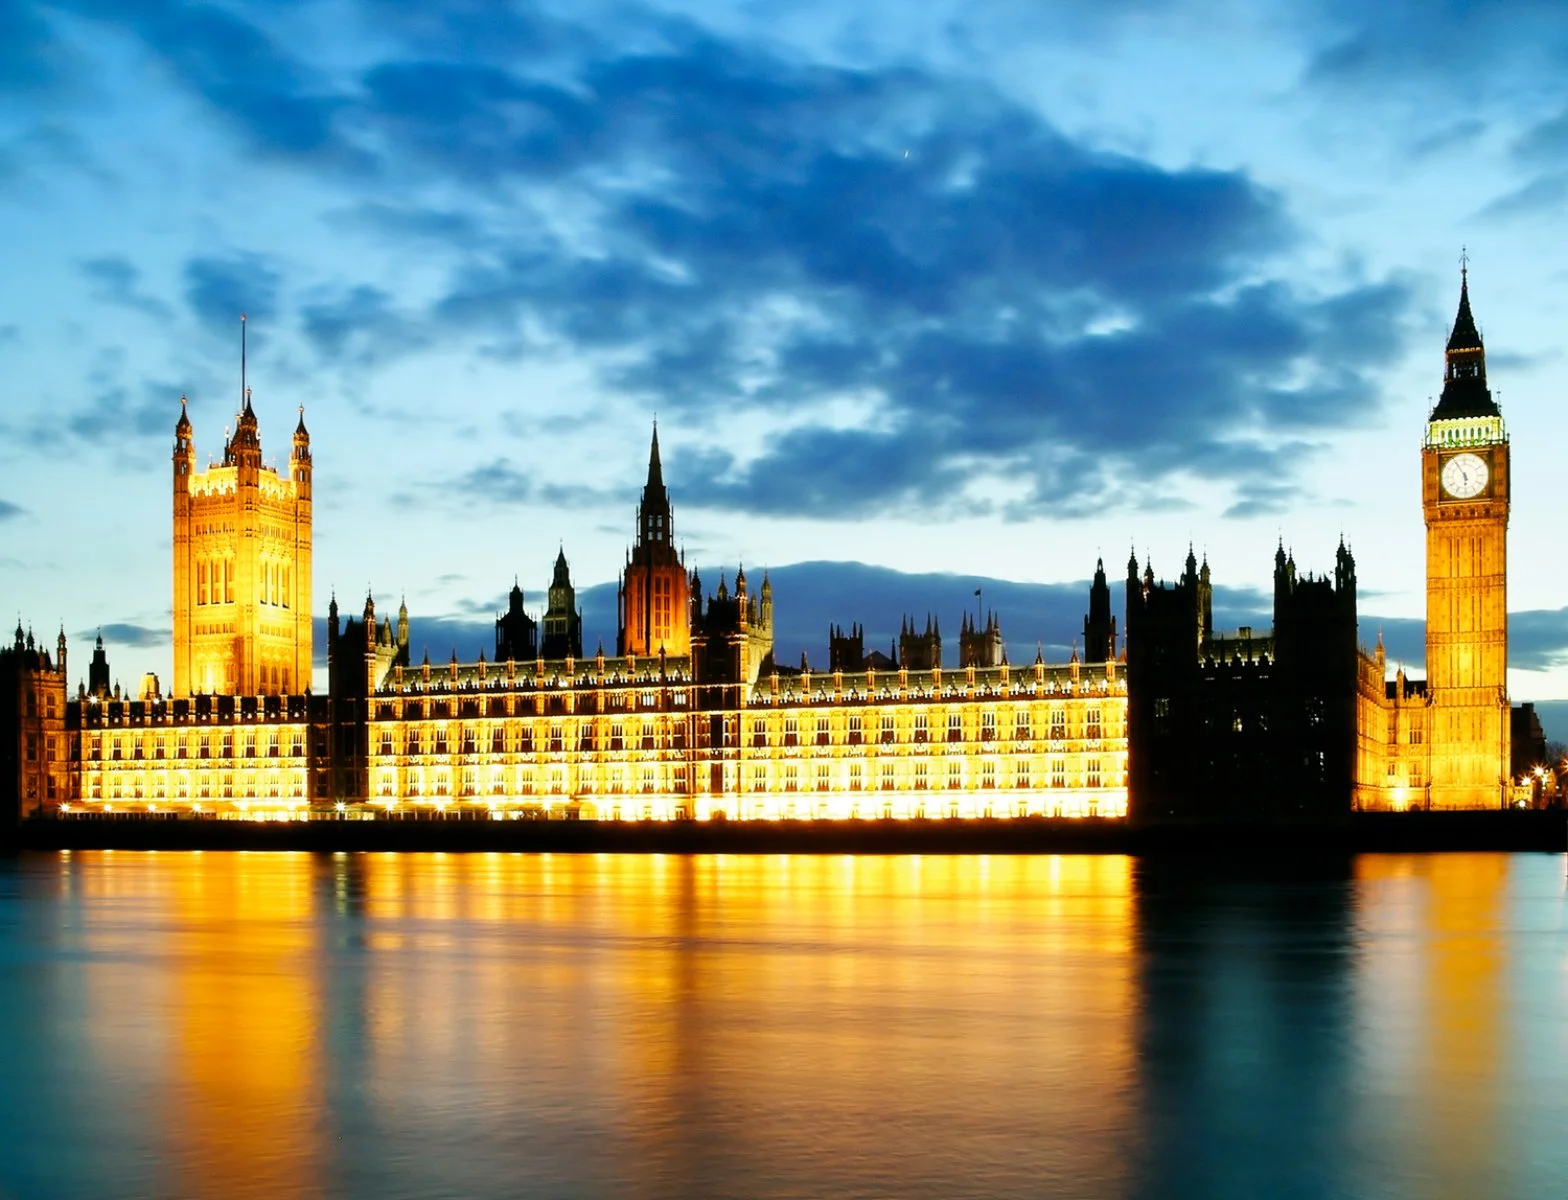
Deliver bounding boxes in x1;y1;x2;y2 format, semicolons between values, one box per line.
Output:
638;421;672;549
1431;262;1498;421
647;420;664;493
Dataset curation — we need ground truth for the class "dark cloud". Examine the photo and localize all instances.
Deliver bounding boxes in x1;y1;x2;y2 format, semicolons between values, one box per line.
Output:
68;2;1418;521
61;0;360;166
66;376;191;444
300;284;432;365
1304;1;1568;97
183;253;283;336
391;29;1412;519
0;499;26;520
86;621;164;649
80;256;174;319
1475;174;1568;222
1222;480;1301;521
1506;607;1568;672
1514;106;1568;164
1409;118;1488;160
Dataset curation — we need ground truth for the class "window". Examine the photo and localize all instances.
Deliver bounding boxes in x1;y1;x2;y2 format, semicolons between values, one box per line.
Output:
947;761;961;790
849;762;863;791
1050;709;1067;740
914;712;929;743
816;716;830;746
784;716;799;747
1086;759;1102;789
1051;759;1066;788
816;763;830;791
981;761;996;789
848;714;863;745
981;711;997;741
880;714;895;744
947;712;962;743
1014;711;1030;740
1086;708;1102;740
1409;728;1424;744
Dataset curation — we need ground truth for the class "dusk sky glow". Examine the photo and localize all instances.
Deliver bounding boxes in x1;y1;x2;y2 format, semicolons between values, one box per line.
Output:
2;1;1566;719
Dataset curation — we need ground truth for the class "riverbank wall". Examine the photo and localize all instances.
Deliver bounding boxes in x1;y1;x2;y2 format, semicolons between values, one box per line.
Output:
6;810;1564;855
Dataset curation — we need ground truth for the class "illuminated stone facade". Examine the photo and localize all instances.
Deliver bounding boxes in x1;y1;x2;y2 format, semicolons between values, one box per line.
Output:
172;383;313;698
352;653;1126;821
1354;272;1514;810
74;694;312;818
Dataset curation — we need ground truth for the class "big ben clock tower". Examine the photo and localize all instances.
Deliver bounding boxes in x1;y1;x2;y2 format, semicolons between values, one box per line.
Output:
1423;266;1510;808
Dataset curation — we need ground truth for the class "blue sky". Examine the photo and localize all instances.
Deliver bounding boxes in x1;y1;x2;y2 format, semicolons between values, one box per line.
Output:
2;0;1566;713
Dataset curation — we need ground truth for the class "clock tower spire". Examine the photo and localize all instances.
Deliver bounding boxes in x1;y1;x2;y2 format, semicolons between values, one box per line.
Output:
1422;263;1510;808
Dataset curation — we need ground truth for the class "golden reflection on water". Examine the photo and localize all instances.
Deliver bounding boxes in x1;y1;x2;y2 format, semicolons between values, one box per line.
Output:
63;852;1138;1198
1355;854;1511;1198
72;852;323;1198
43;850;1564;1198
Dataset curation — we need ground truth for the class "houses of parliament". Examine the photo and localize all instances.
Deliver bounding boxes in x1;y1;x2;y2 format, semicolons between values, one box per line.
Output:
1;276;1539;827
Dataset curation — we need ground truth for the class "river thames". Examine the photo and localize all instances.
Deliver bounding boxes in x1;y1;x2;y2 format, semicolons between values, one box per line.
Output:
0;851;1564;1199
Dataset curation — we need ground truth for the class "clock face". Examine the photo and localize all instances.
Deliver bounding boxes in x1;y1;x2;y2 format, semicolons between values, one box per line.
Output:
1440;452;1489;499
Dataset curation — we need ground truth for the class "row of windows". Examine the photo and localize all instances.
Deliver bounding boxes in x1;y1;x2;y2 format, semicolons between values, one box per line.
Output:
755;709;1107;744
371;760;1123;798
86;773;307;801
747;759;1111;790
375;690;681;721
89;730;306;760
194;557;293;607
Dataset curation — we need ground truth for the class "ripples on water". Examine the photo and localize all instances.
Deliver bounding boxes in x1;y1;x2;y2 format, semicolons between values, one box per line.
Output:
0;851;1564;1199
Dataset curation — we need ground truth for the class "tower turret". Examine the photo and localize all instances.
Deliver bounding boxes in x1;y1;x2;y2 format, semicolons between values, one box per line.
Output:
619;423;690;656
541;550;583;660
1083;557;1117;663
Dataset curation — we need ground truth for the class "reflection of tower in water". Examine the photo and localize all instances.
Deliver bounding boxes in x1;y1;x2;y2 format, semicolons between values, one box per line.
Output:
97;854;325;1197
1419;854;1508;1196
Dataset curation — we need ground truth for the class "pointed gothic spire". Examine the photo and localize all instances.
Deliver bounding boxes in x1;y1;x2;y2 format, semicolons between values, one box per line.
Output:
1447;256;1481;353
647;420;664;492
1433;258;1499;419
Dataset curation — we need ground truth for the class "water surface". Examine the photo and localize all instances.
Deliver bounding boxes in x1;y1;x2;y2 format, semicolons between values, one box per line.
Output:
0;851;1563;1198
